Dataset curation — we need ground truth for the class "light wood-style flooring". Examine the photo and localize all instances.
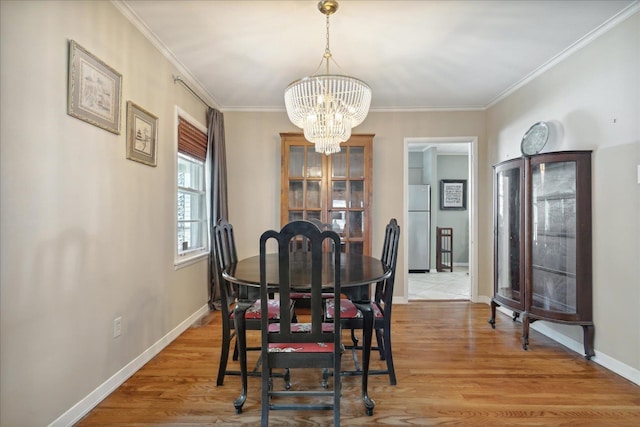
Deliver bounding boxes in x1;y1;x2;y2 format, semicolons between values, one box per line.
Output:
76;302;640;426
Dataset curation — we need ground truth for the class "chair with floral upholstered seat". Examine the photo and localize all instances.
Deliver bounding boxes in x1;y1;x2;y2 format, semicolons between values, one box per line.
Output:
213;219;294;390
259;220;343;426
324;218;400;385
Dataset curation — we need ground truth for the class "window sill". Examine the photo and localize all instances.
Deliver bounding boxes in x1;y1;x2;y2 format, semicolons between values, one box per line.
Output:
174;251;209;270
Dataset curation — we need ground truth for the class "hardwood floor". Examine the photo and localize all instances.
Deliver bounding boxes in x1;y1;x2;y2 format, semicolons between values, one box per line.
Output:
76;302;639;426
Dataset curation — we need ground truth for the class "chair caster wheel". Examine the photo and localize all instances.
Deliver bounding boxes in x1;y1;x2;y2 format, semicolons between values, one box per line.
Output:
366;408;373;416
235;408;242;414
285;381;291;390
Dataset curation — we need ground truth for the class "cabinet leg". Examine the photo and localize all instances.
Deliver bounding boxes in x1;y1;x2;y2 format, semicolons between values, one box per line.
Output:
582;325;595;360
521;315;530;350
488;300;498;328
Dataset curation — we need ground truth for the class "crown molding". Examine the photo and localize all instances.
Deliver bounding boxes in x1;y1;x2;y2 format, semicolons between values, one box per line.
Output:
111;0;221;110
486;1;640;109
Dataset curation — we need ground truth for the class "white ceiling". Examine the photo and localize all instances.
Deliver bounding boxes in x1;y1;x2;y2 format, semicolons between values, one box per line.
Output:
117;0;637;112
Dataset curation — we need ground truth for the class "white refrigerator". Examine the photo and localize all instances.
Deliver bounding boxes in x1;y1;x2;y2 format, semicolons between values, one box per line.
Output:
408;185;431;272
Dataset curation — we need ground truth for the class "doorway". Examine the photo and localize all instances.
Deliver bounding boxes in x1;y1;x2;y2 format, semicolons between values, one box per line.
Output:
403;137;477;301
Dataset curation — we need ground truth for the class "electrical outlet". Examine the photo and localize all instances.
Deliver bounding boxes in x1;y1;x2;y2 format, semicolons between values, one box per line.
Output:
113;316;122;338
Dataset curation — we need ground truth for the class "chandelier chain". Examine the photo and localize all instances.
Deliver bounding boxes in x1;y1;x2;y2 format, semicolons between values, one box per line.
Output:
324;14;331;74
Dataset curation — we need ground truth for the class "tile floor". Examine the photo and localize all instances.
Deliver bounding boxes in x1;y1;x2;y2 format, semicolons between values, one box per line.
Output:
408;266;470;300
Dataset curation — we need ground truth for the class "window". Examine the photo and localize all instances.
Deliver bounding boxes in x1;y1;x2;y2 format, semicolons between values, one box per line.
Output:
176;110;208;265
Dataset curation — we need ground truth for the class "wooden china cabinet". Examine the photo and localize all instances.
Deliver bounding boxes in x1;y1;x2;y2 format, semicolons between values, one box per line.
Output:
489;151;594;359
280;133;374;255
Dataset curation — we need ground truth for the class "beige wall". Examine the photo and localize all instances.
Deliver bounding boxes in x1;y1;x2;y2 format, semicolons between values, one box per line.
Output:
223;110;489;303
486;12;640;372
1;2;209;425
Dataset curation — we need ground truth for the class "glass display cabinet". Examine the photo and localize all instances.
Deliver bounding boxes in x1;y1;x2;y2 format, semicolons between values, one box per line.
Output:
280;133;373;254
490;158;526;323
490;151;594;359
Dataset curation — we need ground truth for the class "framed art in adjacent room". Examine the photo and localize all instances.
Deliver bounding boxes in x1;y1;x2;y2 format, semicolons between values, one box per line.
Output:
67;40;122;134
126;101;158;166
440;179;467;210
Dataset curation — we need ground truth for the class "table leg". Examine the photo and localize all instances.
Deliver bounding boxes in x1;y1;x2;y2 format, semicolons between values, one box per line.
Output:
232;301;252;414
353;301;375;416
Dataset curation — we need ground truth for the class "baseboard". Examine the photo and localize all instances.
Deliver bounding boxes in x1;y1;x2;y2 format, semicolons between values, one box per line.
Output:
495;305;640;386
452;262;469;267
394;296;409;304
530;321;640;386
49;304;211;427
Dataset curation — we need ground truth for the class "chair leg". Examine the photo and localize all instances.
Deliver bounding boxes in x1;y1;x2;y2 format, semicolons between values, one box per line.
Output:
374;327;385;360
383;326;397;385
216;328;231;386
261;365;270;427
334;367;341;426
284;368;291;390
232;339;239;361
350;328;359;347
322;368;330;388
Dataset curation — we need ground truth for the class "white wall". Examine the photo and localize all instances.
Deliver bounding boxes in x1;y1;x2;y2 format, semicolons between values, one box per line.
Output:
0;2;209;425
486;12;640;374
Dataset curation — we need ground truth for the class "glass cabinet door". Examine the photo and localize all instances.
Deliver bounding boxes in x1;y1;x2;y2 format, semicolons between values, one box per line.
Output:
281;133;373;255
529;157;578;315
285;145;323;223
493;158;525;311
328;145;368;253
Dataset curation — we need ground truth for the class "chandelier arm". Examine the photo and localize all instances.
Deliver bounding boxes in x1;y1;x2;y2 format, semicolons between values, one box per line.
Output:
310;56;326;77
328;56;344;73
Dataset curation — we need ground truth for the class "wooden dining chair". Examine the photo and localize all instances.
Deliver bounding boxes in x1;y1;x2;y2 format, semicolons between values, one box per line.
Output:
289;219;335;306
213;219;293;388
325;218;401;385
259;220;343;426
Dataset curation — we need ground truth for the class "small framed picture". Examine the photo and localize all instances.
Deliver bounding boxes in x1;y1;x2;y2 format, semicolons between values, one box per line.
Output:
126;101;158;167
440;179;467;210
67;40;122;134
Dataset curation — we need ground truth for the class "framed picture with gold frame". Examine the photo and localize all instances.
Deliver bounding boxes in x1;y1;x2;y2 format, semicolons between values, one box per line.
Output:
67;40;122;134
126;101;158;167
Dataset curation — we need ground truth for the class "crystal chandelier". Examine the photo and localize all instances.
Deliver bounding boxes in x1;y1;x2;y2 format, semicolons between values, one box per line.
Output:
284;0;371;155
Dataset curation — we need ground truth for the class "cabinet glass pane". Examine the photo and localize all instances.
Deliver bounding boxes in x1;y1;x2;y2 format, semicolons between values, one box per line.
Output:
531;161;577;314
306;181;321;208
306;148;322;178
330;211;346;236
349;147;364;178
289;146;304;176
496;168;521;302
332;151;347;178
289;211;304;222
348;211;364;238
306;211;321;222
349;242;363;254
289;181;303;209
331;181;347;208
350;181;364;208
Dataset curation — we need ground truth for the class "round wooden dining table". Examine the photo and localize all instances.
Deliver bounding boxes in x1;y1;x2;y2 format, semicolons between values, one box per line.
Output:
223;251;390;415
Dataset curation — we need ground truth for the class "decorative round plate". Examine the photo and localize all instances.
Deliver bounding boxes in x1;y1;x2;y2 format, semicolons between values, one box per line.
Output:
520;121;549;156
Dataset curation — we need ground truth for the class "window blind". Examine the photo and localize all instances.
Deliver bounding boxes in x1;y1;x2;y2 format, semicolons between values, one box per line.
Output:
178;116;207;161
